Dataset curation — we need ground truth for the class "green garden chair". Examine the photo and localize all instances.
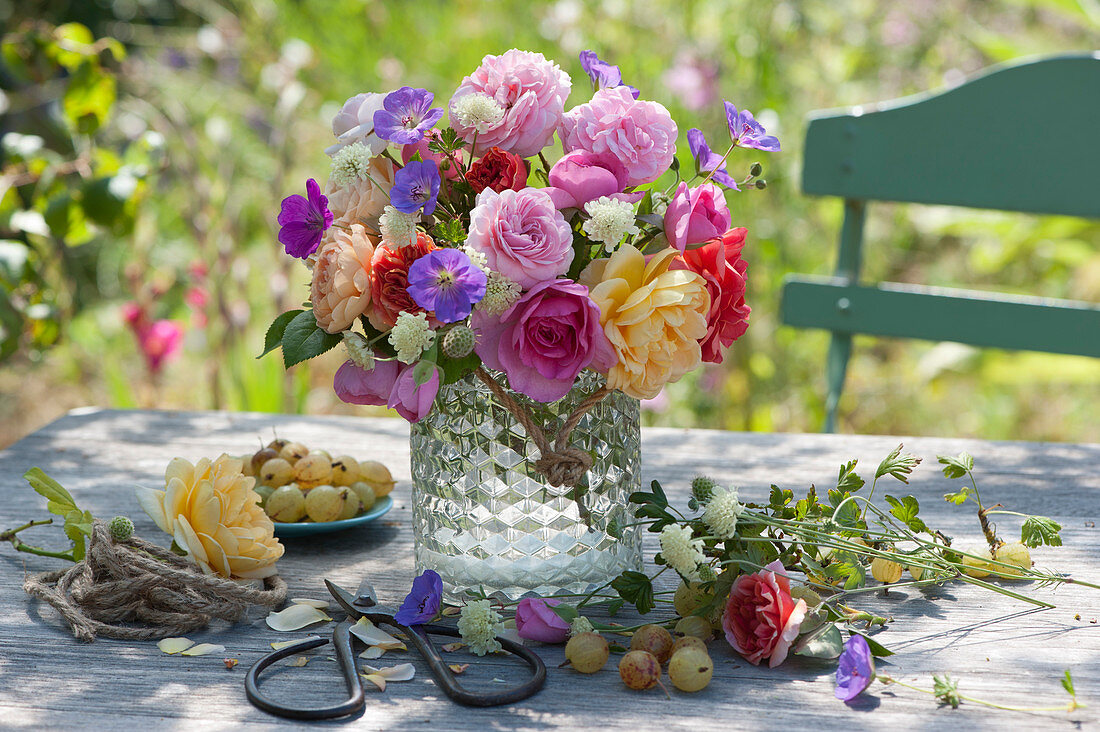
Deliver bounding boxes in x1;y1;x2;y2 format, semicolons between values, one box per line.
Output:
780;53;1100;432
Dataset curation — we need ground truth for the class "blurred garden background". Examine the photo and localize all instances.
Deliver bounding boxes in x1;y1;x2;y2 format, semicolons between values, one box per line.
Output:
2;0;1098;449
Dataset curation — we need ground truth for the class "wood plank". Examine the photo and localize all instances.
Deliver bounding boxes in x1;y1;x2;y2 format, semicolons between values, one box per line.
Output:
0;409;1097;730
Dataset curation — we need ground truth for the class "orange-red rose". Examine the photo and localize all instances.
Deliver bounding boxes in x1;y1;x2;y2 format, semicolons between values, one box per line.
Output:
466;147;528;194
722;560;807;667
671;228;750;364
367;233;436;330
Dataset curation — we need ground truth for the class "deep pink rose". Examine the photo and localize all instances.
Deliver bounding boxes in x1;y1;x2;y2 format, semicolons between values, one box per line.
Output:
402;130;465;181
387;364;440;423
722;560;808;668
466;188;574;289
670;228;750;363
515;598;570;644
542;150;643;210
558;86;678;187
449;49;571;158
473;279;615;403
663;182;732;253
333;359;400;408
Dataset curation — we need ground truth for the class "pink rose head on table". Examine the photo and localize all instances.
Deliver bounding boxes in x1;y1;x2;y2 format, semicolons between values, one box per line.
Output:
267;46;776;421
722;559;808;668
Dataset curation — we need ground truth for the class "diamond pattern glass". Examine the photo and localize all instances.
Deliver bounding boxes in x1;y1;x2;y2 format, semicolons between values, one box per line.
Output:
411;370;642;600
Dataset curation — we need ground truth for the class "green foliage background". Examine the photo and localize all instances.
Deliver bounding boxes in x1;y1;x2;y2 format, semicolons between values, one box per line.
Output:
1;0;1097;447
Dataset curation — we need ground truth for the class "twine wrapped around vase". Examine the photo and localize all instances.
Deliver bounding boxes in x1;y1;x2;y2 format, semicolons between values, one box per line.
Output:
23;520;287;642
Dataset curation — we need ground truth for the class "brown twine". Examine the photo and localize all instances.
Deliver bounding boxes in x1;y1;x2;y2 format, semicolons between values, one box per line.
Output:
23;520;287;642
474;367;611;488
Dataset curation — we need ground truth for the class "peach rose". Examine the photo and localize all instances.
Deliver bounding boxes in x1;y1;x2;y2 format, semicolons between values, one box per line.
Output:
722;560;808;667
135;454;284;579
325;156;396;230
311;223;376;334
579;247;710;399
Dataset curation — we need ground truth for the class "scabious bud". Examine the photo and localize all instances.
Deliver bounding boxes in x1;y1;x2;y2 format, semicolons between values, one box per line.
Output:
109;515;135;541
442;325;476;358
691;476;718;504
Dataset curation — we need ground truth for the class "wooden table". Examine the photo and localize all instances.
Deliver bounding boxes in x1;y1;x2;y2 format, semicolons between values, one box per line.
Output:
2;408;1098;730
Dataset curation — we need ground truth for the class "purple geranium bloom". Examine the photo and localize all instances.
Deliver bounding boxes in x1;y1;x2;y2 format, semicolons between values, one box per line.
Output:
373;87;445;145
579;50;640;99
725;101;780;152
406;248;487;323
835;634;876;702
391;160;441;215
687;128;739;190
277;178;333;259
393;570;443;626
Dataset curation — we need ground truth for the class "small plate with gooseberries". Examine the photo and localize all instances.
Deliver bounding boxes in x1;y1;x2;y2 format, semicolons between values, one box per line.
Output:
271;494;394;537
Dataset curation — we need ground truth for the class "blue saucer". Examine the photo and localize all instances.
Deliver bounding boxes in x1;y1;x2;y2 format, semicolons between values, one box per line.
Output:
272;495;394;537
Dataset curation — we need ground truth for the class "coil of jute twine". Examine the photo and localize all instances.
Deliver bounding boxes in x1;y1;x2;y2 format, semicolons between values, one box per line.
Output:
23;519;287;642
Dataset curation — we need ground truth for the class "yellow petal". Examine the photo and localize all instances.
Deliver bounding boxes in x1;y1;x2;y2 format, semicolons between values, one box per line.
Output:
134;487;169;533
165;457;196;487
290;598;330;609
157;637;195;654
362;673;386;692
289;656;309;667
348;618;404;647
271;635;321;650
266;604;332;631
181;643;226;656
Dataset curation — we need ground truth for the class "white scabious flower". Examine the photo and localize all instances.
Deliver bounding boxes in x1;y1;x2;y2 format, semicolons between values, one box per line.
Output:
463;245;489;273
388;311;435;364
702;486;744;540
451;92;505;133
569;616;595;637
660;524;706;581
379;205;418;248
475;272;522;316
343;331;375;370
581;196;640;248
330;141;374;188
456;600;503;656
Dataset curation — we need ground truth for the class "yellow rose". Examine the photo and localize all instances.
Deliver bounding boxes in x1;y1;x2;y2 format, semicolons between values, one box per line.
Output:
311;223;376;334
580;247;710;399
136;455;284;579
325;156;396;230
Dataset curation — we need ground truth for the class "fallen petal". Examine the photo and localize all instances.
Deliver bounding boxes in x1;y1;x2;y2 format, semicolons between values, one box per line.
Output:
448;663;470;674
271;635;322;650
290;656;309;667
266;604;332;631
181;643;226;656
441;642;466;653
362;673;387;692
359;646;386;660
224;658;238;669
158;637;195;654
348;618;404;647
290;598;330;609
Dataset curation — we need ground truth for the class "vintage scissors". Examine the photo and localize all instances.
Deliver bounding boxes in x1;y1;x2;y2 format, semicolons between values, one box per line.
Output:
246;578;547;720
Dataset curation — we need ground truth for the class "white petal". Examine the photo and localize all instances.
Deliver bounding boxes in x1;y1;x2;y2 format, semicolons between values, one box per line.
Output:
290;598;330;609
266;604;332;631
181;643;226;656
157;637;194;654
362;673;386;692
135;487;169;534
361;663;415;681
358;646;386;659
271;636;321;650
290;656;309;667
348;618;404;647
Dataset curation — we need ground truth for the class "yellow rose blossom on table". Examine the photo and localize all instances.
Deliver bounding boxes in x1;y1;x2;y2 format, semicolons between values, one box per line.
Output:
310;223;376;334
136;454;284;579
580;246;710;399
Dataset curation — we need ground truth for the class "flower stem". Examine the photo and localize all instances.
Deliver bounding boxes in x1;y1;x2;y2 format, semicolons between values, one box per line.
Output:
1;518;76;560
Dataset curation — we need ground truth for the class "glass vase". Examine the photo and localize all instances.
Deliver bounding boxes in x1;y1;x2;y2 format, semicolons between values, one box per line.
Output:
410;369;642;601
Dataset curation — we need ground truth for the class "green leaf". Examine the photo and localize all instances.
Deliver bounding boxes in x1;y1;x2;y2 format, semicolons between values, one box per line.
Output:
943;486;971;505
650;480;668;507
793;623;843;659
1062;670;1076;697
548;603;579;624
437;351;480;385
769;485;793;508
849;630;894;657
606;599;623;616
828;489;861;528
836;460;865;492
937;452;974;480
1021;515;1062;548
280;310;342;368
883;494;929;533
63;63;116;134
826;550;866;590
875;444;922;483
24;468;79;517
611;570;655;615
412;360;438;386
259;310;305;359
431;218;466;244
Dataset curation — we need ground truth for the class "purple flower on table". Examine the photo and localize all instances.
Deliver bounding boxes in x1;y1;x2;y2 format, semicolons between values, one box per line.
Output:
406;248;488;323
687;128;739;190
391;160;441;216
393;569;443;626
373;87;445;145
579;50;640;99
835;634;876;702
725;102;780;152
277;178;333;259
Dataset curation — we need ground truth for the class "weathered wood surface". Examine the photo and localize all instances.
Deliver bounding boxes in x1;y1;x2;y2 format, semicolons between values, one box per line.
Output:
1;408;1098;730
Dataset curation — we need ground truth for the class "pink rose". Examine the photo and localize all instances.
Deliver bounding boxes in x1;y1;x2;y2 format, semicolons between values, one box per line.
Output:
671;228;750;364
722;560;808;668
402;129;465;181
515;598;570;644
327;91;390;157
558;87;678;187
542;150;643;211
466;188;574;289
663;182;731;253
473;279;615;403
449;49;571;158
387;364;440;423
334;359;439;423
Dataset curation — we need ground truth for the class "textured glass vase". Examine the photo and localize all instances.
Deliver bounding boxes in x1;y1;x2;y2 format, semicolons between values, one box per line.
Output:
410;370;642;601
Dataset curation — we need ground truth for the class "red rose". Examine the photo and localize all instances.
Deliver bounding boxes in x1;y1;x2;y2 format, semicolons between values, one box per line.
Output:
367;233;436;330
466;147;528;194
671;228;750;364
722;560;807;668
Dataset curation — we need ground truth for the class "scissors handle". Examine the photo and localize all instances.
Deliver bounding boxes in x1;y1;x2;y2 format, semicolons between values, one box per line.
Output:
403;622;546;707
245;620;365;720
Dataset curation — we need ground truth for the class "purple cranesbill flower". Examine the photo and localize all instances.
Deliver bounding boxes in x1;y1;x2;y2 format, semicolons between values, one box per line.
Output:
373;86;445;145
579;50;640;99
835;634;876;702
687;128;739;190
406;248;487;323
277;178;333;259
393;569;443;626
391;160;441;215
725;101;780;152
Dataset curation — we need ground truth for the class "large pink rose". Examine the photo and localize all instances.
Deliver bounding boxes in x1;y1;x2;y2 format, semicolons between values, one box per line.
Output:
473;279;615;403
466;188;574;289
449;49;571;158
334;359;439;423
671;228;750;364
542;150;642;211
558;87;678;187
387;364;440;423
515;598;570;644
722;560;808;668
663;182;731;253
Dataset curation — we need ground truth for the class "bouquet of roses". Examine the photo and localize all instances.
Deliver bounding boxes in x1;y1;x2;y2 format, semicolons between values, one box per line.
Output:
265;48;776;424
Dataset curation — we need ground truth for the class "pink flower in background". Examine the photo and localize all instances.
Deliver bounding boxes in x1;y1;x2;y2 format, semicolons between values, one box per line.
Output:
449;49;571;158
473;279;615;403
515;598;570;643
662;53;719;111
466;187;573;289
184;286;209;328
122;302;183;375
542;150;641;211
663;182;731;252
402;130;465;181
723;560;808;668
558;86;678;187
387;363;440;422
671;228;750;364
